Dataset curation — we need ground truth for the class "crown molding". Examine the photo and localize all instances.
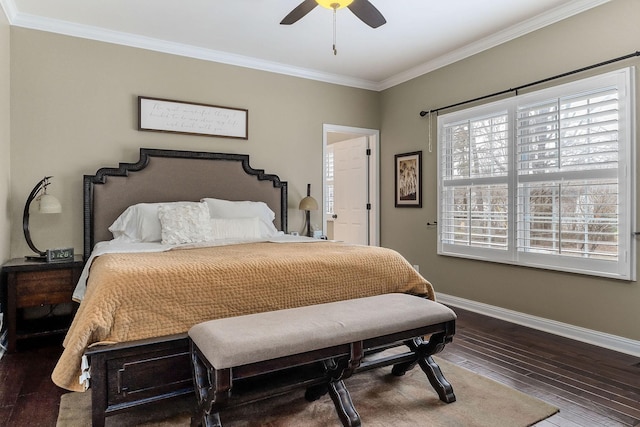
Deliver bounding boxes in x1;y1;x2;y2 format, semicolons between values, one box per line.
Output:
1;0;610;92
0;0;16;22
1;2;379;91
377;0;611;90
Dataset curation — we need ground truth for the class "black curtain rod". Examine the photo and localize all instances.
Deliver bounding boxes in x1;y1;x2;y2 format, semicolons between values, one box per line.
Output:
419;50;640;117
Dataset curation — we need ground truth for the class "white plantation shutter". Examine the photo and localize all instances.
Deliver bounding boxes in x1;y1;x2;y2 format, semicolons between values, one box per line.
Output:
438;67;635;279
441;110;510;252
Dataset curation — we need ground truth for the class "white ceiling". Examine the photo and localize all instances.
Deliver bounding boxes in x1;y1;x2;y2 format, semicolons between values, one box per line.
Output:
1;0;609;91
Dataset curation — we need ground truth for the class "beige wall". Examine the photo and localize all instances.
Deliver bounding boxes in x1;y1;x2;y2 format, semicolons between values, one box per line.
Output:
8;28;379;257
380;0;640;341
0;9;9;264
4;0;639;342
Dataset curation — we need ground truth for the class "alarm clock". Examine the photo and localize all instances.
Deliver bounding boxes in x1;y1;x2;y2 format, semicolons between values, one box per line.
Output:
46;247;74;262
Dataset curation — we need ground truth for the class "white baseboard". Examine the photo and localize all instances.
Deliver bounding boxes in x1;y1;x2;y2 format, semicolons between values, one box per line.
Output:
437;293;640;358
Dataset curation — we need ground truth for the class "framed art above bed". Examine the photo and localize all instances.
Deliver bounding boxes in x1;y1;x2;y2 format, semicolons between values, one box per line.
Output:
138;96;249;139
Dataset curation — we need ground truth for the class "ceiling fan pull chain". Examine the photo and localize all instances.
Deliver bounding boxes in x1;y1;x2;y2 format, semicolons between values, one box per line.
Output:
333;6;338;55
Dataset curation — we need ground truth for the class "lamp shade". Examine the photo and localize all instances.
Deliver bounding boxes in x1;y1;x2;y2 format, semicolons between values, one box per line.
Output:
299;196;318;211
316;0;353;10
38;193;62;214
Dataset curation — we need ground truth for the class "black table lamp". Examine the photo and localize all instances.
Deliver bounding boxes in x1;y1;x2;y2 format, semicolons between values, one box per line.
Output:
23;176;62;260
298;183;318;237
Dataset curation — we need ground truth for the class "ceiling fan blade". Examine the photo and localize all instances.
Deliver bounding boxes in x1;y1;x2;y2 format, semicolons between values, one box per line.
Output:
348;0;386;28
280;0;318;25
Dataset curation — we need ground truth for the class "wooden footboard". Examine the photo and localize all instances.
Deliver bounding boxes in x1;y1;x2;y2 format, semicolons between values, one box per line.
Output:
85;333;193;427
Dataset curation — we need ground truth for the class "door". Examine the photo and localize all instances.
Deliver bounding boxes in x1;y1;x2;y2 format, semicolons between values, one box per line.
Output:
323;124;379;246
333;137;368;245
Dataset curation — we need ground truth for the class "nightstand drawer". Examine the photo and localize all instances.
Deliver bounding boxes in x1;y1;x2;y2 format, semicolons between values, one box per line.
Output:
15;269;75;307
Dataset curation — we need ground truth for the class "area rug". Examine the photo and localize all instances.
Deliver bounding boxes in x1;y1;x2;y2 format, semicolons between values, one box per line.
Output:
56;358;558;427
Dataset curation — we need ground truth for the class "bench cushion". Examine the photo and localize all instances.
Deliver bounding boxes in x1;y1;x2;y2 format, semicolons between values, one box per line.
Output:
188;293;456;369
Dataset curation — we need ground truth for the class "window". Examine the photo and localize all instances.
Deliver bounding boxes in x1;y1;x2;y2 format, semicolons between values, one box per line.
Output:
438;67;635;280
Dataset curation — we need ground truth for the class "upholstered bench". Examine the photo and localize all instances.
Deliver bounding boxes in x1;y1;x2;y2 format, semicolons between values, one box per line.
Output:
188;293;457;427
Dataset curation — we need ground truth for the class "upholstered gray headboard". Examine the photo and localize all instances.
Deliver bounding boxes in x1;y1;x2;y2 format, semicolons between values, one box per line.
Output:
83;148;288;258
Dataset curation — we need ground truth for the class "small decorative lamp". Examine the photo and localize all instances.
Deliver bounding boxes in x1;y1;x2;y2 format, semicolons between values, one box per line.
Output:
298;183;318;237
23;176;63;261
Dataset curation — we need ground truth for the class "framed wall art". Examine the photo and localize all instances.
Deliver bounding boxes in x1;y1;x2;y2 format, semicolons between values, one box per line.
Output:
138;96;248;139
394;151;422;208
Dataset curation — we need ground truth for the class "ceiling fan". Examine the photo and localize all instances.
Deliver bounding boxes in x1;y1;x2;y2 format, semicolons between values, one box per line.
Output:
280;0;386;29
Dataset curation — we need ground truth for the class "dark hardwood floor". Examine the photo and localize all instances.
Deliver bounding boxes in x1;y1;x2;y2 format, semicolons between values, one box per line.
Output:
0;307;639;426
438;308;640;427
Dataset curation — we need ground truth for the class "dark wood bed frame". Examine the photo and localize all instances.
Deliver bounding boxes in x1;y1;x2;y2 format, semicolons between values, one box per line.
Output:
82;148;288;426
79;148;453;426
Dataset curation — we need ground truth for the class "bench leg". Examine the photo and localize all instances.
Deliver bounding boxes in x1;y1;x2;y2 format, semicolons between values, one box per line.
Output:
328;379;361;427
392;354;455;404
191;411;222;427
391;332;456;404
418;355;456;403
190;343;230;427
191;367;229;427
323;343;363;426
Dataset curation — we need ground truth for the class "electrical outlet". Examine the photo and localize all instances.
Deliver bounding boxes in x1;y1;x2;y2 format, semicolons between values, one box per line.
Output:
413;264;419;273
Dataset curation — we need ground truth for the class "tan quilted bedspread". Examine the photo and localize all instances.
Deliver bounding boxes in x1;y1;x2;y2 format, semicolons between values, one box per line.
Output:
52;241;434;391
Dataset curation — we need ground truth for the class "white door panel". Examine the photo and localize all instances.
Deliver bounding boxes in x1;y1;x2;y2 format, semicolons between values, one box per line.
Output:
333;137;368;245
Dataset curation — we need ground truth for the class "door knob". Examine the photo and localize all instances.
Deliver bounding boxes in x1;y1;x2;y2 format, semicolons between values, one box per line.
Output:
332;214;338;219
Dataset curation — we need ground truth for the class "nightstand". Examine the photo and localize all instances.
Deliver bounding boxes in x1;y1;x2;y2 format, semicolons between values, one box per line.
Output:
1;256;84;352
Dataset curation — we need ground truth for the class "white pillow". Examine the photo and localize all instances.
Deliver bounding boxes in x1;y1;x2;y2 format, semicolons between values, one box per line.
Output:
201;198;276;224
158;202;212;245
109;201;199;242
201;198;279;236
209;217;262;240
109;203;162;242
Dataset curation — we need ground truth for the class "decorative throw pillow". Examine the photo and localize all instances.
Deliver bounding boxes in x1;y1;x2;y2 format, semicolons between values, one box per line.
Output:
158;202;212;245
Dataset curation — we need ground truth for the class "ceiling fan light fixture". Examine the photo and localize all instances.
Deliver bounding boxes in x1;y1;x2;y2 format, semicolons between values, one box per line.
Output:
316;0;353;10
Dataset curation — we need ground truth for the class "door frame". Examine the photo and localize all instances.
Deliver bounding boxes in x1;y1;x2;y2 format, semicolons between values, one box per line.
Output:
322;124;380;246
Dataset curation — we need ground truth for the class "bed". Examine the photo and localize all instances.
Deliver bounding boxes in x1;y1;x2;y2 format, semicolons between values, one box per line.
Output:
52;148;436;426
